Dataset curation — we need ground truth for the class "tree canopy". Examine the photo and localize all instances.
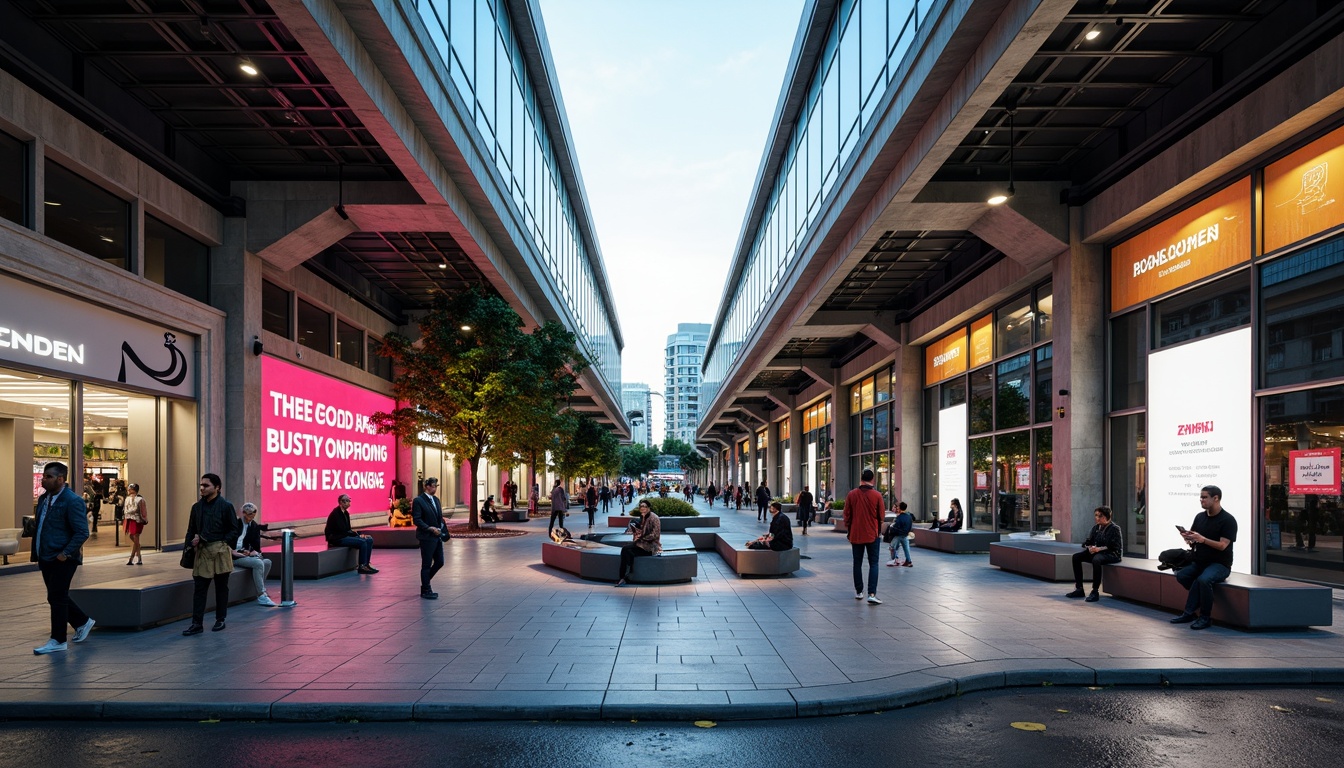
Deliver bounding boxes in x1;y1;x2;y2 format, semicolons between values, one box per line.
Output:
620;442;660;479
371;287;586;528
553;412;621;480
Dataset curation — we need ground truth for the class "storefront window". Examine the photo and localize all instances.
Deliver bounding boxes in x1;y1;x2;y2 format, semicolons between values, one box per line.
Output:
336;320;363;368
0;129;25;226
1034;346;1053;424
1152;273;1250;350
1109;413;1147;557
996;293;1032;357
1034;426;1052;530
923;387;938;443
995;430;1030;532
143;216;209;304
970;436;992;529
1261;235;1344;389
262;281;291;338
44;159;129;269
941;379;966;408
875;367;891;403
1262;385;1344;586
367;335;393;380
969;367;992;434
1035;282;1053;342
923;443;940;522
296;298;332;356
0;371;71;550
1111;310;1146;411
995;354;1030;430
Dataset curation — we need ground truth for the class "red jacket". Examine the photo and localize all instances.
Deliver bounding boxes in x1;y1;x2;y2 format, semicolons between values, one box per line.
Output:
844;484;884;544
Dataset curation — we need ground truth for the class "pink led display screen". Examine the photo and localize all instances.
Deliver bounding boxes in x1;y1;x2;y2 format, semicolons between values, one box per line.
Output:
260;355;397;523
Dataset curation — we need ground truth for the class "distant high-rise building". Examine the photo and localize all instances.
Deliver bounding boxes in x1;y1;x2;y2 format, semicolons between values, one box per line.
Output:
621;382;653;447
665;323;710;446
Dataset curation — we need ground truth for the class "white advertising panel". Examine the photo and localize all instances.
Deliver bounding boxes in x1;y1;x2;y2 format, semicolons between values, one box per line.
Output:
1147;328;1252;573
938;403;967;529
0;271;196;397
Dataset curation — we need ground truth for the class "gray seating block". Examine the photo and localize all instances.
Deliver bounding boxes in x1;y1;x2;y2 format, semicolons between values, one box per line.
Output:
497;508;529;522
262;544;358;580
363;526;420;548
69;569;260;629
541;542;696;583
684;527;723;551
599;534;695;552
714;534;800;577
606;516;717;532
912;528;1000;553
990;540;1091;582
1102;559;1333;628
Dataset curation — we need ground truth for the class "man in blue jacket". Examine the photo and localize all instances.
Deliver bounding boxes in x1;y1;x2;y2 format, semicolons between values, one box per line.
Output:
31;462;95;654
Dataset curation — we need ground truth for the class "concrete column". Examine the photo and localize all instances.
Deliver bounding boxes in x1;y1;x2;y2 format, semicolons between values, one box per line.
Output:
788;405;804;496
831;374;851;495
0;418;34;528
765;419;780;494
898;343;923;515
30;138;44;233
1055;207;1106;543
213;217;262;503
746;429;758;489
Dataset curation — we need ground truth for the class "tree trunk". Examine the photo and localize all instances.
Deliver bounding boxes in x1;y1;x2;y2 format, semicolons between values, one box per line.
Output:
468;452;482;530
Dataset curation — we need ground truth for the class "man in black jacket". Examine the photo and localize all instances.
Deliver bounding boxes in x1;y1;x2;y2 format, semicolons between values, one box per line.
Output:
325;494;377;574
747;502;794;551
1067;506;1124;602
796;485;815;535
755;483;772;522
412;478;447;599
183;473;243;635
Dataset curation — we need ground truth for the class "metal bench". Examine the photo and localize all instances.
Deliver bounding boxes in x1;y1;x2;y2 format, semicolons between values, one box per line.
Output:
713;534;800;577
912;528;1000;553
68;569;261;629
1101;558;1333;629
990;539;1092;581
540;541;697;583
262;539;358;579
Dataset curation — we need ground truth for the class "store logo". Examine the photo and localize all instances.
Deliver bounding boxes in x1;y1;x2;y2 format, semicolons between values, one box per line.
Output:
1277;162;1334;215
0;325;84;363
1131;224;1219;277
933;347;961;367
118;332;187;387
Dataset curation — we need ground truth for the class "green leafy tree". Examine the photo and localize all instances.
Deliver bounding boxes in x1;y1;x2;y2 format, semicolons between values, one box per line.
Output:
620;442;660;479
553;412;621;481
660;436;706;475
372;288;586;529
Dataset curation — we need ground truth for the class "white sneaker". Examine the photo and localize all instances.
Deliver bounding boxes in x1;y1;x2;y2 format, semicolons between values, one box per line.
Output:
257;594;278;607
855;591;864;599
72;618;96;643
33;639;67;655
867;595;882;605
886;559;898;567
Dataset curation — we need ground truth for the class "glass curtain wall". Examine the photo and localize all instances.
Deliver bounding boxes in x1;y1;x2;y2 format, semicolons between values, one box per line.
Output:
803;399;832;502
849;368;893;505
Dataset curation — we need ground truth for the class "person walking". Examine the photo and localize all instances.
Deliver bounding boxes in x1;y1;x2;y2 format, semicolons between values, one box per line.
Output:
844;469;885;604
755;482;772;522
797;485;815;535
30;462;95;655
585;482;599;529
600;483;613;515
182;473;241;635
122;482;148;565
548;479;569;535
412;477;447;599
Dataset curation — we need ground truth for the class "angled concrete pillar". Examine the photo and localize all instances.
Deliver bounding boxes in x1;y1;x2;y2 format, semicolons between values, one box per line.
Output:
765;419;780;494
831;371;850;496
788;404;804;496
897;342;924;518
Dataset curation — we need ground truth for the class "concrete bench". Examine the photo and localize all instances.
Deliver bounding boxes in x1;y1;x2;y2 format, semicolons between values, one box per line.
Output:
599;534;696;552
1101;558;1333;629
831;516;848;533
68;569;261;629
363;525;420;548
684;527;723;551
262;539;359;580
497;508;529;523
540;541;697;583
990;539;1092;582
606;515;718;532
912;528;1000;553
714;534;800;577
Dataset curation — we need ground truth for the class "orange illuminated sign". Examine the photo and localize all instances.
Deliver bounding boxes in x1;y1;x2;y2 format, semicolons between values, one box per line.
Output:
1264;126;1344;254
1110;178;1251;312
925;329;967;384
970;314;993;368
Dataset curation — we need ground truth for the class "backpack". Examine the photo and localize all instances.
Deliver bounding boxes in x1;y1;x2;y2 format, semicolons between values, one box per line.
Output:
1157;548;1194;571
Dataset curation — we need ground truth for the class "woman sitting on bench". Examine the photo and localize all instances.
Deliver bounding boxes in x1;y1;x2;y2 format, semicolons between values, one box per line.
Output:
930;498;963;531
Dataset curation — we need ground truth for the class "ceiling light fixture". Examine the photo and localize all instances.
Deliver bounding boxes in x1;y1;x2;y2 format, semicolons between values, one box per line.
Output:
988;105;1016;205
460;325;472;332
1085;29;1101;41
44;201;60;206
239;59;259;76
438;263;447;269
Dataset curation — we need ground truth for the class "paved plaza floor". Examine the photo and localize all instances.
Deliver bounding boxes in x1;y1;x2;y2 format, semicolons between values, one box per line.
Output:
2;496;1343;721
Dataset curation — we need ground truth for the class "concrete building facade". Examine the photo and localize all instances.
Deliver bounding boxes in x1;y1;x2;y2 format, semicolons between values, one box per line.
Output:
665;322;710;446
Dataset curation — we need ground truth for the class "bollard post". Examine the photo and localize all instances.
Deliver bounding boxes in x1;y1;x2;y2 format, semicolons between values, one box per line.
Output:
280;528;297;607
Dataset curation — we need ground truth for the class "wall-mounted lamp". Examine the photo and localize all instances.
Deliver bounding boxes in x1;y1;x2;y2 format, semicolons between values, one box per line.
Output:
1058;389;1070;397
1057;406;1066;419
251;336;263;356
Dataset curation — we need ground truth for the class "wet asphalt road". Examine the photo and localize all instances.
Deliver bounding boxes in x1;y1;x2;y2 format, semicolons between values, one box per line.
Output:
3;686;1341;768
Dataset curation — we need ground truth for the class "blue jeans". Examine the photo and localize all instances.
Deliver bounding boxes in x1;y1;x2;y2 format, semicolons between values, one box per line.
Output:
889;536;911;563
852;538;881;595
337;535;373;566
1175;561;1231;617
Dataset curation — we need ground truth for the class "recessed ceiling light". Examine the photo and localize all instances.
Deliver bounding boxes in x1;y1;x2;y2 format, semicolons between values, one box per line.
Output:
44;201;60;206
438;263;447;269
1085;29;1100;40
100;236;114;243
460;325;472;332
987;194;1009;205
239;59;259;76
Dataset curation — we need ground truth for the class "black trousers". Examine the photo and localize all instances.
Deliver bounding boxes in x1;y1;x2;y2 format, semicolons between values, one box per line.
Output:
1072;550;1121;590
618;544;652;581
420;538;445;590
757;502;769;520
39;558;89;643
549;508;566;532
587;506;596;527
191;573;230;624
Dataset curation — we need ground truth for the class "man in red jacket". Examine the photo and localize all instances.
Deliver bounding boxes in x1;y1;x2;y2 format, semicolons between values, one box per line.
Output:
844;469;885;604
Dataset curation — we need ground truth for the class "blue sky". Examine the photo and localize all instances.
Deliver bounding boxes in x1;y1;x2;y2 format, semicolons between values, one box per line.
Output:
539;0;807;442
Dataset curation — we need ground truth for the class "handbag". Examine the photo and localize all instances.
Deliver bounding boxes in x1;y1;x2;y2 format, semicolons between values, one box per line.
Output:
21;515;36;538
180;505;201;569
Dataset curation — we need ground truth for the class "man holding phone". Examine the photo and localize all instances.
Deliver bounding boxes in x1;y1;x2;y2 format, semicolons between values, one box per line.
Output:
1170;485;1237;630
